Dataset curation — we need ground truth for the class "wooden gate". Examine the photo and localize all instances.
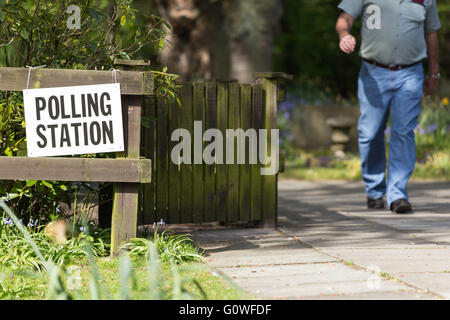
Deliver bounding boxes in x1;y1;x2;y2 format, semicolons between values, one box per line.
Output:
139;73;291;228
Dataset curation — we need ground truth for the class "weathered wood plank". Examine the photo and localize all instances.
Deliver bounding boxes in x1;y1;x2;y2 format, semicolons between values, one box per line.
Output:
179;83;193;223
156;96;169;222
113;59;151;67
142;94;157;224
204;83;217;222
250;85;263;222
0;67;151;95
126;98;143;159
257;78;278;228
253;72;293;80
216;83;229;223
0;157;151;183
168;98;181;224
111;95;143;256
192;83;205;223
238;84;252;222
227;83;240;222
111;182;139;253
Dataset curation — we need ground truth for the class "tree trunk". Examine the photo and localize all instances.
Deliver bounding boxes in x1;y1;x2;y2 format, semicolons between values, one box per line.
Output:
154;0;283;82
225;0;283;83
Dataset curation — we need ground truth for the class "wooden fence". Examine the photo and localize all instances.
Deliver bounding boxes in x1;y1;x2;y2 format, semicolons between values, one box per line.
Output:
0;61;291;256
0;61;153;256
139;72;291;228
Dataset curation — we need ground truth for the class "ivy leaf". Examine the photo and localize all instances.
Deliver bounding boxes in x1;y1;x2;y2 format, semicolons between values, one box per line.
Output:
41;180;53;189
26;180;37;187
119;51;130;60
4;147;12;156
120;15;127;26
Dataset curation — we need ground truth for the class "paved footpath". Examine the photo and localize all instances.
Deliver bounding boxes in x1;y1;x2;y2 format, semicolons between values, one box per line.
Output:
189;179;450;300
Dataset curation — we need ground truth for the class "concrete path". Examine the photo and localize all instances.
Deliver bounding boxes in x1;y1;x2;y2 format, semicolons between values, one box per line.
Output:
189;179;450;300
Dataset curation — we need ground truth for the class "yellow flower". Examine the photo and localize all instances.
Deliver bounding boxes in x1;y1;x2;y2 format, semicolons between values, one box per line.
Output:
442;97;449;106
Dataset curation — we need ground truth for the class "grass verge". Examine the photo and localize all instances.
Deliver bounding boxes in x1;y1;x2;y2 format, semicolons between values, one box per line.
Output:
0;259;246;300
0;201;248;300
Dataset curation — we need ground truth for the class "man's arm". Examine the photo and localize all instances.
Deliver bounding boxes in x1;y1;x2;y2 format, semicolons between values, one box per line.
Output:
424;31;439;95
336;12;357;54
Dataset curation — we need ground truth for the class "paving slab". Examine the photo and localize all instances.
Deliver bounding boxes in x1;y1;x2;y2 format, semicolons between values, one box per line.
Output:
192;228;338;268
277;179;450;299
189;226;434;299
215;256;428;299
180;180;449;300
303;290;436;300
312;248;450;273
397;273;450;299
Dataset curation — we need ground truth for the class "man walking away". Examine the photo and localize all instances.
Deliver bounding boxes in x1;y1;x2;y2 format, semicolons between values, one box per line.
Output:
335;0;441;214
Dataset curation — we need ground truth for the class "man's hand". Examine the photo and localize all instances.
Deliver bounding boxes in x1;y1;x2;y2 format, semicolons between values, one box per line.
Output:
339;34;357;54
423;76;439;96
336;12;356;54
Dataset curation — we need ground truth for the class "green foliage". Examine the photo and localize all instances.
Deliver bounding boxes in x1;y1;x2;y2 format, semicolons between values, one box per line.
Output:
0;0;178;222
0;92;26;156
0;0;167;68
153;68;183;106
0;91;76;221
413;96;450;179
275;0;362;97
275;0;450;97
436;3;450;79
120;228;204;264
0;215;109;271
416;96;450;153
0;200;244;300
281;96;450;181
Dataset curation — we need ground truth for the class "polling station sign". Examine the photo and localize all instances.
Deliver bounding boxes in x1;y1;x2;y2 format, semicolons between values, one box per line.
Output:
23;83;124;157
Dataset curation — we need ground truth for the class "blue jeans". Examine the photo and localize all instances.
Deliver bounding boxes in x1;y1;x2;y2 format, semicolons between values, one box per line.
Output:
357;60;424;208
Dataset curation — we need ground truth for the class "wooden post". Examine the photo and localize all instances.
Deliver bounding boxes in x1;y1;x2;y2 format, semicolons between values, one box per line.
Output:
110;95;143;256
254;72;292;228
110;59;151;256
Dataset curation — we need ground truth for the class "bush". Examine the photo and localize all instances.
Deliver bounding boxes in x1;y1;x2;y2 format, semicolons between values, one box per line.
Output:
0;0;170;222
0;214;110;271
0;0;167;69
120;228;204;265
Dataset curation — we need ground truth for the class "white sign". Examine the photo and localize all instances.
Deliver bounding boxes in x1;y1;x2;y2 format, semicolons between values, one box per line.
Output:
23;83;124;157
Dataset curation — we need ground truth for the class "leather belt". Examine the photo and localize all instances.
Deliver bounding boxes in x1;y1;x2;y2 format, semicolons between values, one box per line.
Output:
363;59;419;71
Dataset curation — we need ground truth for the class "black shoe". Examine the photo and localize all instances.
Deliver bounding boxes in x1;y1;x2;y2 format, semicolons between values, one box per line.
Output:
367;197;385;209
390;199;413;214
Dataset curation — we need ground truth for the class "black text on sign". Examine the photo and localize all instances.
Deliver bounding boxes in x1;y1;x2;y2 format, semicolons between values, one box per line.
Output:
23;83;124;157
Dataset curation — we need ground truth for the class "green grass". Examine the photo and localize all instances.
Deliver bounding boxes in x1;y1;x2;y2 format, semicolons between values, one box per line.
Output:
281;161;450;181
280;150;362;181
0;258;246;300
280;146;450;181
281;166;360;181
0;222;109;271
343;261;355;267
0;201;248;300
